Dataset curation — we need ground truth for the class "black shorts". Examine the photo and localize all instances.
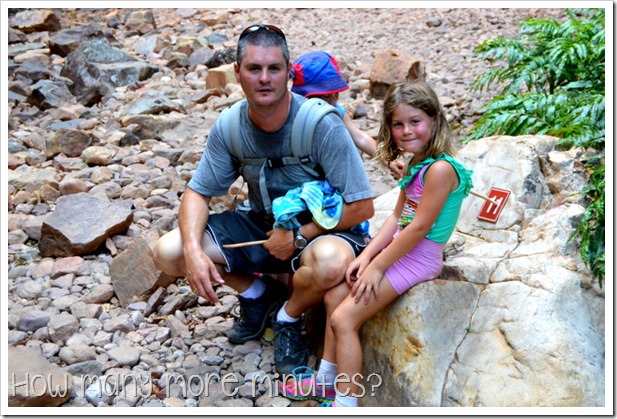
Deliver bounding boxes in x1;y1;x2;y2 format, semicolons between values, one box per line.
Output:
206;210;368;274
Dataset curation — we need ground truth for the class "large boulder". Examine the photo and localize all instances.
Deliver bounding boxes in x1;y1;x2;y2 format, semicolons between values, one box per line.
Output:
60;38;158;105
39;193;133;257
369;49;425;99
361;135;604;407
8;347;73;407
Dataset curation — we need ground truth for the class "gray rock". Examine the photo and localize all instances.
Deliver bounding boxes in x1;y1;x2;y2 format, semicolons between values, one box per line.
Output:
60;38;158;105
10;9;61;33
47;312;79;344
107;346;142;367
59;343;97;365
8;330;29;346
16;280;44;299
102;314;134;334
39;193;133;257
16;309;51;332
49;24;113;57
8;346;72;407
14;59;53;82
27;80;76;110
64;360;104;377
81;284;115;304
45;128;92;159
158;292;199;316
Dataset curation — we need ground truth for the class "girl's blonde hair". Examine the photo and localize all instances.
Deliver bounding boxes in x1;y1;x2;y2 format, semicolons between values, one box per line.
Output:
375;80;455;167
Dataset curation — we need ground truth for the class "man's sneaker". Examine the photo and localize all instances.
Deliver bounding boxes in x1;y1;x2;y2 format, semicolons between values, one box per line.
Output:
272;319;310;374
226;276;286;344
278;367;335;402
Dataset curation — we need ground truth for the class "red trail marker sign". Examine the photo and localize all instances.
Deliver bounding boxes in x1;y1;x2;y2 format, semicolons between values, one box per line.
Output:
477;187;511;223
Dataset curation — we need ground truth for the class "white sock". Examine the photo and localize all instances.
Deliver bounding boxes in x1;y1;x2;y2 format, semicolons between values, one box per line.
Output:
276;301;300;323
334;394;358;407
316;359;337;385
238;277;265;299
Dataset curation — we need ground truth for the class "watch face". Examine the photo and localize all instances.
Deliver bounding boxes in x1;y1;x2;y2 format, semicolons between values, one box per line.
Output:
294;235;308;249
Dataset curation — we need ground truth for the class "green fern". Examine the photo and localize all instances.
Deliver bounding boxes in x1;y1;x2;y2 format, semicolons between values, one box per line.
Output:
466;8;606;285
575;161;605;285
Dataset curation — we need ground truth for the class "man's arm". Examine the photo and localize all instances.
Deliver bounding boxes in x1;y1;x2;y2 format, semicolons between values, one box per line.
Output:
302;197;374;238
265;197;374;260
178;187;225;303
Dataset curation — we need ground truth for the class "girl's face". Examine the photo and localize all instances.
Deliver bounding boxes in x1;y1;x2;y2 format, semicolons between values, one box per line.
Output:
391;103;434;157
314;93;338;106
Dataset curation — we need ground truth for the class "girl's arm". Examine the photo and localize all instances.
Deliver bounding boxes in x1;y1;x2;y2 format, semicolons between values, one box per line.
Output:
361;190;406;259
342;112;377;157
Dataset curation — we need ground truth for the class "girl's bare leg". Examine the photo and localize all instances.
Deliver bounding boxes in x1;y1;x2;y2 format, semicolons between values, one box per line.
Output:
330;276;399;398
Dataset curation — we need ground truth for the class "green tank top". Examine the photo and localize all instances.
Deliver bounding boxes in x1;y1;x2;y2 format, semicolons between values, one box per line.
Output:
397;153;473;243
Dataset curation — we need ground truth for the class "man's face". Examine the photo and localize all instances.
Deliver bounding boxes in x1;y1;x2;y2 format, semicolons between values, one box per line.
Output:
235;44;290;109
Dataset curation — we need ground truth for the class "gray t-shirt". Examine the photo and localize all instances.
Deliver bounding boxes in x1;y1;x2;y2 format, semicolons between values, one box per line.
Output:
188;92;373;214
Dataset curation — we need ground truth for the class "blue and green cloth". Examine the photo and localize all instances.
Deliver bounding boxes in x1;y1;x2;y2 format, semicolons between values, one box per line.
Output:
272;180;370;238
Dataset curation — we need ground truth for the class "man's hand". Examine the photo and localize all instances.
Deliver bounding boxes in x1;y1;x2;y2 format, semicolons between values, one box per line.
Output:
264;228;296;260
184;250;225;303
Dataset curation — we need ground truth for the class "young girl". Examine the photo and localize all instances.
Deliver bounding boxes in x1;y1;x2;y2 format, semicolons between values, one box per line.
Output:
279;80;473;406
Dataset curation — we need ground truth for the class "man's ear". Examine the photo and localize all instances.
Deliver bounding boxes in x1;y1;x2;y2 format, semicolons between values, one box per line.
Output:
234;62;240;82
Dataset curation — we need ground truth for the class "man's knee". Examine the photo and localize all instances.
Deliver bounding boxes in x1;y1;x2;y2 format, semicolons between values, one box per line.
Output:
152;229;183;275
306;238;354;288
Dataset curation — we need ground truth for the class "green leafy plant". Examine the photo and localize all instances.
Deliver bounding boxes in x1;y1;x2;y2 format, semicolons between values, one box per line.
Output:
466;8;605;285
576;159;605;285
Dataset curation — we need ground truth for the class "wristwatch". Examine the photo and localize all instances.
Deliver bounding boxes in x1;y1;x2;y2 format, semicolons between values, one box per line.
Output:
293;227;308;249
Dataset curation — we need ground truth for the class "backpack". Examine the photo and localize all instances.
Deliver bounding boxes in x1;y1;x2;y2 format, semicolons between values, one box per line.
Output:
218;97;338;213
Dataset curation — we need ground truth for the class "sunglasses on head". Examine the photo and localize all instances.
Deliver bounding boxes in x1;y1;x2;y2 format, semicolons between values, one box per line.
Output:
239;24;286;41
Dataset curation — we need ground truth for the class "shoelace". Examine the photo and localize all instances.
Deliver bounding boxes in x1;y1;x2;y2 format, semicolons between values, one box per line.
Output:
235;303;249;326
289;366;315;380
275;324;304;356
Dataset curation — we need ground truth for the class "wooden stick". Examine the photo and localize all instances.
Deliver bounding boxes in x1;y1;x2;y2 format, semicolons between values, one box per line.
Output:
470;190;499;206
223;239;268;249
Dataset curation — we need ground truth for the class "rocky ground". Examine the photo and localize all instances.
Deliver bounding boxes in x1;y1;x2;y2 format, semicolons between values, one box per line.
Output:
6;7;568;408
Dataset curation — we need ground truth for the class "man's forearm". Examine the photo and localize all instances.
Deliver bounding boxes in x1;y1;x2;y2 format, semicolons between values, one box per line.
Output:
178;188;211;254
298;197;374;239
335;198;375;230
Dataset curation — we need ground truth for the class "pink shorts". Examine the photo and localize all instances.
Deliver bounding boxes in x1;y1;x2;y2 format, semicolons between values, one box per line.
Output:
384;236;444;295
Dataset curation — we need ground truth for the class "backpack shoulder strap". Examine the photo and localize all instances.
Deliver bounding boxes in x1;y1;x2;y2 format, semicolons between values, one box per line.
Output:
290;97;339;160
218;99;245;160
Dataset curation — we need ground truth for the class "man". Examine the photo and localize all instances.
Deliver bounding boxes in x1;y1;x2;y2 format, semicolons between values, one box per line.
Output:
153;24;374;374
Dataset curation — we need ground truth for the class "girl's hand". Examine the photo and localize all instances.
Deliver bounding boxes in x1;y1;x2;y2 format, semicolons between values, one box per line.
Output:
345;256;370;287
350;264;384;305
389;159;406;180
